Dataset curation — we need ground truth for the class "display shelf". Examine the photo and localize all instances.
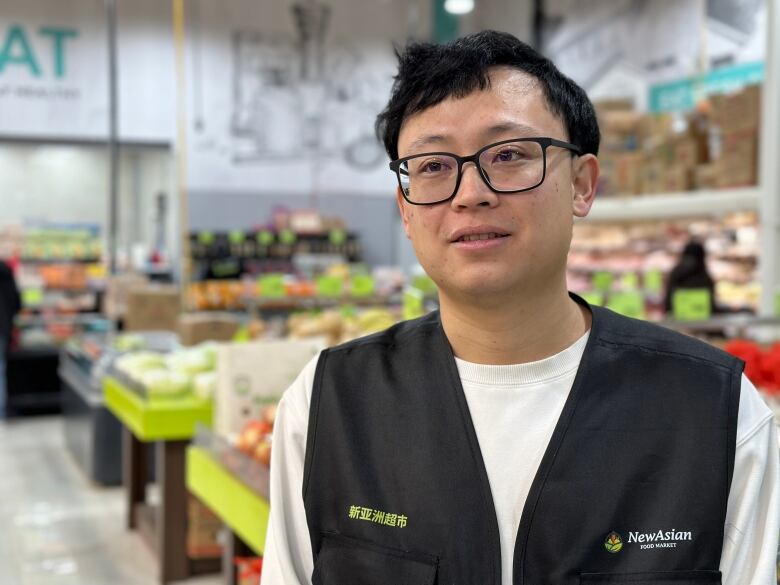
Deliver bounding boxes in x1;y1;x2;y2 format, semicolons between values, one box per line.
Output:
587;188;760;222
16;312;109;325
659;315;780;335
244;293;399;312
186;446;270;555
103;377;213;442
20;257;101;264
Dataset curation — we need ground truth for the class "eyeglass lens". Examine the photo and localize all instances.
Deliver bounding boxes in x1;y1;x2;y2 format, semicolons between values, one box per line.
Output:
399;140;544;204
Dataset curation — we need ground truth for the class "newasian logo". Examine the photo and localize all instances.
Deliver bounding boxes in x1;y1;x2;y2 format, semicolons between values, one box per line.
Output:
627;529;693;550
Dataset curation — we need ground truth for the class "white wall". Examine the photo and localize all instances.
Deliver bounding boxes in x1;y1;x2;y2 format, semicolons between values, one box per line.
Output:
181;0;421;194
465;0;533;43
0;143;174;259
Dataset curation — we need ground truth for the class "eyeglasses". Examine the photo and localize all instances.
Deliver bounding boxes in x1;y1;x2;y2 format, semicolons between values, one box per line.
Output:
389;137;581;206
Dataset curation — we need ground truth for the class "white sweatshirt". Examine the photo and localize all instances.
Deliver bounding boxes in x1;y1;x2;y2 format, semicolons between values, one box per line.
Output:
261;331;780;585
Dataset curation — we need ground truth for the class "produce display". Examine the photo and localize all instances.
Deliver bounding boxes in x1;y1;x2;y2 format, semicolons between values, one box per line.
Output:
188;266;404;312
235;404;277;467
724;340;780;394
287;307;397;346
568;212;759;315
112;343;219;400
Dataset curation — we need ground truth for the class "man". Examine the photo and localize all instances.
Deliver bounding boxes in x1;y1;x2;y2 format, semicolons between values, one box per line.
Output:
262;31;778;584
0;258;21;419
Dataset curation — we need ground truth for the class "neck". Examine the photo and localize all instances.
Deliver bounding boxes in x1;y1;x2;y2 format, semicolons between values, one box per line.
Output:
438;285;591;365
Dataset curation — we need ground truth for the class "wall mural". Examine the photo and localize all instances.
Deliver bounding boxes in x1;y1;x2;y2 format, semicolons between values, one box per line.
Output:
187;1;395;194
230;31;386;170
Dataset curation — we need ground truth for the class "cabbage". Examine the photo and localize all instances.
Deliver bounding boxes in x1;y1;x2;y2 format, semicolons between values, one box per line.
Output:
115;352;167;379
142;370;191;397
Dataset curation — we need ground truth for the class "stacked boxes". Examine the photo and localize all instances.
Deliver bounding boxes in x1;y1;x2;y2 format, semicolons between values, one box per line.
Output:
596;84;761;196
124;284;181;332
178;312;242;346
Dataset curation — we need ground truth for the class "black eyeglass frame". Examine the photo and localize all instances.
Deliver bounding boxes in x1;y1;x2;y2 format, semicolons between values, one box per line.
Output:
389;136;582;206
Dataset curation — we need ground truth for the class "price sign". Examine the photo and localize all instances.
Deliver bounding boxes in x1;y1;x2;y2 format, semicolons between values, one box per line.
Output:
579;291;604;306
402;287;425;320
621;272;640;290
198;231;215;245
350;274;375;298
258;274;286;299
606;291;646;320
644;269;664;294
229;230;246;244
279;229;297;245
316;276;344;298
256;231;274;246
672;289;712;321
329;229;347;245
592;271;614;292
22;288;44;307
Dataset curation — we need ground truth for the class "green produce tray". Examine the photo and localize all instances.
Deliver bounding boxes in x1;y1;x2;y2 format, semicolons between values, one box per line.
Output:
103;376;213;442
186;446;270;555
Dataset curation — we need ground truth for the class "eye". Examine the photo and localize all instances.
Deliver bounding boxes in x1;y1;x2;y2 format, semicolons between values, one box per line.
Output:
413;157;452;175
493;147;526;163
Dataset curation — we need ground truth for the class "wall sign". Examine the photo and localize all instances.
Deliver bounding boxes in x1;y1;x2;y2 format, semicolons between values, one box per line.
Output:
0;25;78;79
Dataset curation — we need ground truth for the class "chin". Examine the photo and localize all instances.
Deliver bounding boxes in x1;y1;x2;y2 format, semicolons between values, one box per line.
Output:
445;276;521;303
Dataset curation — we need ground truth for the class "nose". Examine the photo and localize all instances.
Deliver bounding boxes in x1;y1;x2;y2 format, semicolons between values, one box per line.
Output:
450;161;499;210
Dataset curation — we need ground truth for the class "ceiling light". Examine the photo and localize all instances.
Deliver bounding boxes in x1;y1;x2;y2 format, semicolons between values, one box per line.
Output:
444;0;474;15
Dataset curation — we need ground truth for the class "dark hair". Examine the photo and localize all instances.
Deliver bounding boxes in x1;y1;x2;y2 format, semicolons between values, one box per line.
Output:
663;239;716;314
375;30;600;161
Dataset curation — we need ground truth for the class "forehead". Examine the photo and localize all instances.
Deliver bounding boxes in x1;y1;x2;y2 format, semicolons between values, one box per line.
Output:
397;67;566;155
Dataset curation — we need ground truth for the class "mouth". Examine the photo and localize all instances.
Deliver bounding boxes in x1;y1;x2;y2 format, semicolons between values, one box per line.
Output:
454;232;509;243
449;226;511;243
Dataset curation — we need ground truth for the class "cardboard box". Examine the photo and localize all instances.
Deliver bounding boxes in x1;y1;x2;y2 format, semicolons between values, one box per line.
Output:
102;273;149;318
663;164;692;193
187;496;223;559
717;130;758;188
614;152;642;195
216;339;324;436
711;85;761;135
639;157;666;194
694;163;720;189
124;285;181;332
673;135;707;168
179;312;242;346
637;113;673;146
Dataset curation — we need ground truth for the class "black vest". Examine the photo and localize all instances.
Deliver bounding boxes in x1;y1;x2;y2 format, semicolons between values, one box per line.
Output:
303;299;742;585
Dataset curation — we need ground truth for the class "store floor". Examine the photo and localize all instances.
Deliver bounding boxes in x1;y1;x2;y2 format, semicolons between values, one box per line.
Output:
0;416;221;585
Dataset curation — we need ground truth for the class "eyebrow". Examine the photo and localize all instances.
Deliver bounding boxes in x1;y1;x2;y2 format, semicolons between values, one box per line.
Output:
405;122;542;154
406;134;448;152
485;122;540;137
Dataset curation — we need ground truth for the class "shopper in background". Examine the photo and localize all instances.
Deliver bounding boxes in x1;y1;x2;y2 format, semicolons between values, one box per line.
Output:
0;259;21;419
262;31;778;585
664;239;718;316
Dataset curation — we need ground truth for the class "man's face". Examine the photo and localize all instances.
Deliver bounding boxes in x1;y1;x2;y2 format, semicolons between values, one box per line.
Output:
395;67;596;304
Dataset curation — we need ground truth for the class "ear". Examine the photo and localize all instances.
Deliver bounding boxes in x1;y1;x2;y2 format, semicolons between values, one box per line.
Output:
396;187;412;239
571;154;599;218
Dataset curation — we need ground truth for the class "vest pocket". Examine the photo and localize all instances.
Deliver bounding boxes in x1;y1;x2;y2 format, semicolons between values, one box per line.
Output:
580;571;721;584
312;532;438;585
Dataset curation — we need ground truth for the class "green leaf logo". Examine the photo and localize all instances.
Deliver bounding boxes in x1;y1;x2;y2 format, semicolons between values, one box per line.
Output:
604;532;623;553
